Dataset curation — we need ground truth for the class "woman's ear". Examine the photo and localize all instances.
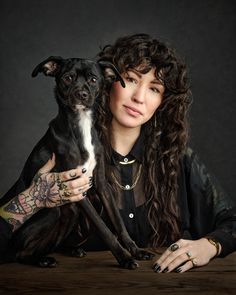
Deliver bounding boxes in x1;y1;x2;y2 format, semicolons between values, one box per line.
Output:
98;61;126;88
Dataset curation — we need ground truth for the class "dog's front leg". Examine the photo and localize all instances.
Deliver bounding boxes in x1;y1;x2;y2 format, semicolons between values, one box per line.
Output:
78;197;139;269
94;158;155;261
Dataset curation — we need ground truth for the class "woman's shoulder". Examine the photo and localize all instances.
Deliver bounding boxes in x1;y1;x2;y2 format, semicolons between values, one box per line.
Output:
180;147;208;178
181;146;196;167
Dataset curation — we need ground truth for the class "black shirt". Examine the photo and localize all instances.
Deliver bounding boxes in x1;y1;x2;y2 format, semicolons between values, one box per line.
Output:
1;133;236;259
82;134;236;256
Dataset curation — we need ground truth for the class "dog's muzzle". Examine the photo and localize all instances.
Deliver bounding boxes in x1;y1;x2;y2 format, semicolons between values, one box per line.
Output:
73;90;89;100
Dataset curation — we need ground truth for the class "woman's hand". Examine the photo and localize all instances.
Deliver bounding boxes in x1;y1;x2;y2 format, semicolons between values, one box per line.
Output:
153;238;220;273
0;154;92;231
30;154;92;208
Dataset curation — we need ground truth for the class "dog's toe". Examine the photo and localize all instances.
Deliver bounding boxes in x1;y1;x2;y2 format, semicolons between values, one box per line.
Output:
71;247;87;258
38;256;58;268
120;258;139;270
134;249;155;260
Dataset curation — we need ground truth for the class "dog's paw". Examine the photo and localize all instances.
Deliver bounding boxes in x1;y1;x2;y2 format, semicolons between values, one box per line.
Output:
38;256;58;268
120;258;139;270
71;247;87;258
133;249;155;260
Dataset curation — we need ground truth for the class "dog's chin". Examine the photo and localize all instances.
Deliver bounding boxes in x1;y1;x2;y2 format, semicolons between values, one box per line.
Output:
72;104;90;112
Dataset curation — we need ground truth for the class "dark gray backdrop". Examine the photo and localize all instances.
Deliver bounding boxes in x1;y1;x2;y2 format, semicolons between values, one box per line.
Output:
0;0;235;202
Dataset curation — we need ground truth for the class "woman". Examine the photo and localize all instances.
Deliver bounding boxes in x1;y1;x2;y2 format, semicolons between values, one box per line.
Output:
0;33;235;273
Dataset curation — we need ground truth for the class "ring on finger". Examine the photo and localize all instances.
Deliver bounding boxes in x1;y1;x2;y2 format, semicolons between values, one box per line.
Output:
186;251;192;259
191;258;198;267
169;243;180;252
69;172;77;178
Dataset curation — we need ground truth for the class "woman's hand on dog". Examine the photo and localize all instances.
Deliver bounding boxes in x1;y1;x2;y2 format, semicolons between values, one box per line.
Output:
30;153;92;208
0;154;92;232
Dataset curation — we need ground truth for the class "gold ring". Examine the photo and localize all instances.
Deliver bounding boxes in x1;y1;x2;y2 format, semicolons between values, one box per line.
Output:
191;258;197;267
186;251;192;258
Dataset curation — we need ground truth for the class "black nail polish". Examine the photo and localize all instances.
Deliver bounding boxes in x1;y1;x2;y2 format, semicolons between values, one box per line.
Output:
154;264;161;272
175;267;182;273
153;263;159;269
82;192;87;197
82;168;87;173
162;267;169;273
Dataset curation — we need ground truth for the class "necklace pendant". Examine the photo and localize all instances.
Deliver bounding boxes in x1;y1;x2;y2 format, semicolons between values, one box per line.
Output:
125;184;131;190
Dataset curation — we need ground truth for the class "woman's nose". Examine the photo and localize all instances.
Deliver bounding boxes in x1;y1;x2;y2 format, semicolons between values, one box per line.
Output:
131;86;146;104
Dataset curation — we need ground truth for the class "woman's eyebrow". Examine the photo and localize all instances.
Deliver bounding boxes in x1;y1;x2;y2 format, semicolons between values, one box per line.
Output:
128;69;142;78
128;70;164;87
151;80;163;85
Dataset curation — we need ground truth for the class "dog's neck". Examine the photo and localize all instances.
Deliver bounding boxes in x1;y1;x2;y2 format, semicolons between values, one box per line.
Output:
56;106;93;136
51;105;96;174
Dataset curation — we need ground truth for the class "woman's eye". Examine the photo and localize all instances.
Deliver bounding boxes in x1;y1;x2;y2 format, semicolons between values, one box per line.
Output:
151;87;160;93
126;77;137;83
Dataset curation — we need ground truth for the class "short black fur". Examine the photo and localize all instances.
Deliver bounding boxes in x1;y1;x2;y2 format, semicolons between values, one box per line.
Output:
1;57;154;268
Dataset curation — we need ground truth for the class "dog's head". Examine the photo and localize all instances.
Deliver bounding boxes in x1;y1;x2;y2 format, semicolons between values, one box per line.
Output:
32;56;125;112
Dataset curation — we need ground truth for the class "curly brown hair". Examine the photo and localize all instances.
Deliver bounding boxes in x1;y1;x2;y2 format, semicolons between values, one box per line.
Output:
95;33;192;247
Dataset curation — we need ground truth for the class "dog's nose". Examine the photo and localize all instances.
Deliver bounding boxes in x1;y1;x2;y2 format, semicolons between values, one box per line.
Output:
80;91;89;99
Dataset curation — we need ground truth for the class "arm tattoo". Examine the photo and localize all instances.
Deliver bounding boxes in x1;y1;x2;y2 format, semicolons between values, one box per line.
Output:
0;171;67;231
30;172;64;207
1;192;37;231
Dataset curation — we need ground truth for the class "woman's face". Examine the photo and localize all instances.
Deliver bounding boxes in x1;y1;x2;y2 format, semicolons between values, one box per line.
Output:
109;68;164;131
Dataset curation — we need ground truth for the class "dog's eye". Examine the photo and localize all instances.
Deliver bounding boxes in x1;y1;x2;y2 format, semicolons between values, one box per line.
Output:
63;75;73;84
90;77;97;83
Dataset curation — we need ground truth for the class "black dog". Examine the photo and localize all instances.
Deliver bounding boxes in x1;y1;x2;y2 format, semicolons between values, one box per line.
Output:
1;57;153;268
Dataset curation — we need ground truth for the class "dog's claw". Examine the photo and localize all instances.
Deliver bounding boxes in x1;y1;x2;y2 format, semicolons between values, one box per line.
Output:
38;256;57;268
120;258;139;270
134;249;155;260
71;247;87;258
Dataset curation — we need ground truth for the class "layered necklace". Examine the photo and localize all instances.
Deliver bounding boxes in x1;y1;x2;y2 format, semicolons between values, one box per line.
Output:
111;158;142;191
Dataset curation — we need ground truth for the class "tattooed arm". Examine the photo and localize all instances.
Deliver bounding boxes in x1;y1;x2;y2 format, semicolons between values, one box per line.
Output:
0;155;91;232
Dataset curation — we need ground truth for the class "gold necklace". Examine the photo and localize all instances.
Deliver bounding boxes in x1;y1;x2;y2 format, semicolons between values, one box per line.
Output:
111;164;142;191
119;159;136;165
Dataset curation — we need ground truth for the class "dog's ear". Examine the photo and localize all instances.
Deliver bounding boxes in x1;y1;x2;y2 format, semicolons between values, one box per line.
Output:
32;56;64;78
98;61;125;88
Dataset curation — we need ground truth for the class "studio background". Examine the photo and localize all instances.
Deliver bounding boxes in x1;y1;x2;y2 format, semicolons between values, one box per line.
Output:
0;0;235;203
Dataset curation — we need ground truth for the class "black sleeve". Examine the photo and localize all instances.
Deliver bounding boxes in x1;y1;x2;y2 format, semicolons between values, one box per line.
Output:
181;148;236;257
0;217;14;262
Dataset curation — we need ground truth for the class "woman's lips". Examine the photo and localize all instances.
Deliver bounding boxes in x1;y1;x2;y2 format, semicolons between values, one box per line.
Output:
124;105;143;116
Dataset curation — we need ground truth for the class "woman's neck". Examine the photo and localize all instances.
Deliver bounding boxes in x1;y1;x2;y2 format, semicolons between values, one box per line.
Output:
111;122;141;156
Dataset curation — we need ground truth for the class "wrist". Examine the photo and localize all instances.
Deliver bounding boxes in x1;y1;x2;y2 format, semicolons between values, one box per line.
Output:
204;236;221;258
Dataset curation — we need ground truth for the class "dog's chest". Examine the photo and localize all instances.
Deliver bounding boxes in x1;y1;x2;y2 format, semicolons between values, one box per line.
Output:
77;110;96;177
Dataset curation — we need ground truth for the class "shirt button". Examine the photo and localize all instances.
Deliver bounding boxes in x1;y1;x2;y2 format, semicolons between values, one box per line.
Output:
129;213;134;219
124;158;128;163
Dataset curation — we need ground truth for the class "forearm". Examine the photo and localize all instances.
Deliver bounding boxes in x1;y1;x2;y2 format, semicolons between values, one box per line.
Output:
0;185;40;232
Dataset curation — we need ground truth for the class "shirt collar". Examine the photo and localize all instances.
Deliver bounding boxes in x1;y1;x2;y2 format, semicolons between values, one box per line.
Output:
111;129;145;165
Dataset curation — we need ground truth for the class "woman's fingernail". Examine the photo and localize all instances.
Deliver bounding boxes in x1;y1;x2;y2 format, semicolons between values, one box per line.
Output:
82;192;87;197
175;267;182;273
162;267;169;273
153;263;161;272
82;168;87;173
